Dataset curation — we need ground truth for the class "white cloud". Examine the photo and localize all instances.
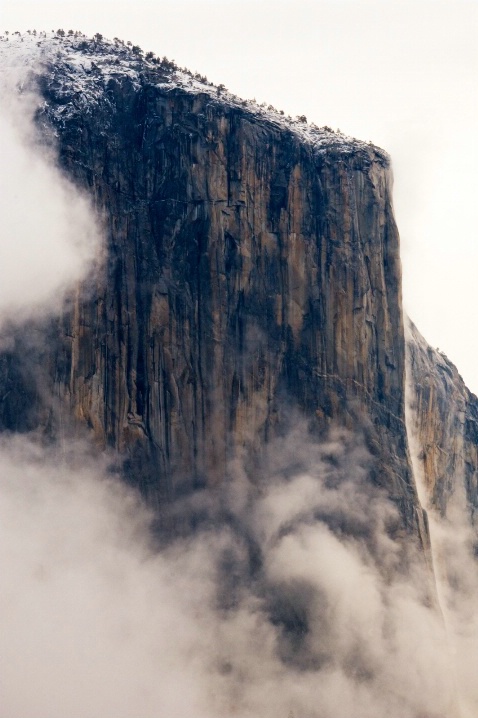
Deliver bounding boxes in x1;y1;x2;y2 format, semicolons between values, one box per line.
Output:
1;428;476;717
0;59;101;326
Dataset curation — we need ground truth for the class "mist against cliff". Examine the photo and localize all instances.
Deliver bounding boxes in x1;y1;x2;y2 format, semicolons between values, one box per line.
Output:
0;66;99;326
1;57;478;718
4;426;477;718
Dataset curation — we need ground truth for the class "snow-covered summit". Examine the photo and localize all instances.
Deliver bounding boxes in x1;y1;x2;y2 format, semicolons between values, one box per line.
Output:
0;30;388;163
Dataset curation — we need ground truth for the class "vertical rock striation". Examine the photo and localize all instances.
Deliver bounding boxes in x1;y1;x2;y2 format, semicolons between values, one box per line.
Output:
407;319;478;524
0;34;431;536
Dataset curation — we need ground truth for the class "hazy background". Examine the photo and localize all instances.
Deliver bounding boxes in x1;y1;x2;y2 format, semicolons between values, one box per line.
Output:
1;0;477;392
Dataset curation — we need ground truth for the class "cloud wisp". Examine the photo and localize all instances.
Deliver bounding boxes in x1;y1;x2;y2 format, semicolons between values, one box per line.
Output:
0;52;101;328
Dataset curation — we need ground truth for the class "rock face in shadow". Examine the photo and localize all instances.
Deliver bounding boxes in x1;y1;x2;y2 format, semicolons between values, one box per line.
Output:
407;320;478;524
0;35;425;534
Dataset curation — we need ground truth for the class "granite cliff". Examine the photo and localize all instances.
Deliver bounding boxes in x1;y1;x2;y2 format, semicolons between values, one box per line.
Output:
407;319;478;525
0;31;476;543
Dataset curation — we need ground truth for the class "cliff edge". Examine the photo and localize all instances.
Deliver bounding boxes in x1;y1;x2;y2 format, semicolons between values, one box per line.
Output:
1;31;470;543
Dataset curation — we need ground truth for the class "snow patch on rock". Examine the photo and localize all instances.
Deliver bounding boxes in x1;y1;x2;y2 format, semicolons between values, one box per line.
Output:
0;31;388;163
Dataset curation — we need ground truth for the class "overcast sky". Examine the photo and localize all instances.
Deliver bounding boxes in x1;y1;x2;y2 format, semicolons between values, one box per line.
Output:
2;0;478;391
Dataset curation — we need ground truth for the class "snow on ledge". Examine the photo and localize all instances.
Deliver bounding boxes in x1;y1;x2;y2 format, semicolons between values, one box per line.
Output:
0;31;389;163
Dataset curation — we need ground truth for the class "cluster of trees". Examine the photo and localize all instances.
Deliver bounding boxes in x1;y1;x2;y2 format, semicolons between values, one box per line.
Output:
1;29;220;94
2;29;78;37
235;99;342;134
55;29;87;38
1;30;90;39
0;30;331;131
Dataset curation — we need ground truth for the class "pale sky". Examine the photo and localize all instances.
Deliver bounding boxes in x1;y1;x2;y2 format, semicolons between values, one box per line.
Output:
2;0;478;391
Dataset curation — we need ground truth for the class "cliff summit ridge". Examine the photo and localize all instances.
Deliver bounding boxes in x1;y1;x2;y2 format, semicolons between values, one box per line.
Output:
0;30;388;164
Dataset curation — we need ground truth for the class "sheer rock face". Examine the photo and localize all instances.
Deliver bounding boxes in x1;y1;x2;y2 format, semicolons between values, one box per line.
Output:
407;321;478;524
0;37;422;530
